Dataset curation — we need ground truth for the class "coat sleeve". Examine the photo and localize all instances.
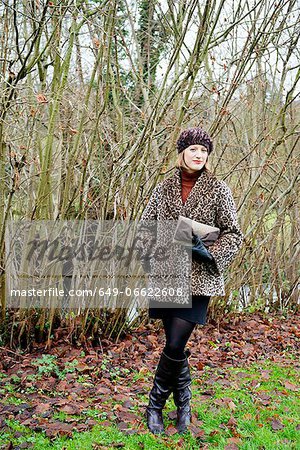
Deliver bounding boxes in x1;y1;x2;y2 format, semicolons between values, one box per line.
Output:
140;185;159;221
134;186;159;265
208;181;244;275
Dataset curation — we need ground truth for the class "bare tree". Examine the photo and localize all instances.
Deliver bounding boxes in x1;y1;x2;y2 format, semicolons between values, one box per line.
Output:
0;0;299;347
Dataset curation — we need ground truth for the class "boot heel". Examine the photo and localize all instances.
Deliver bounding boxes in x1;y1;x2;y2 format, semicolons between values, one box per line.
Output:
146;407;164;434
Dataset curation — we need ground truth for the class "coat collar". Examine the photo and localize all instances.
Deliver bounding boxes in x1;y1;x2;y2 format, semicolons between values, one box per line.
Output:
165;167;212;218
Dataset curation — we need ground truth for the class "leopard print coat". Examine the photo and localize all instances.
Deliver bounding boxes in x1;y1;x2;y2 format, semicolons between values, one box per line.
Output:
139;167;244;297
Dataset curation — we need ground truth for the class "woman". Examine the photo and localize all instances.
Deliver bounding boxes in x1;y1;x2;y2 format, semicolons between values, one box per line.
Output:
140;127;244;434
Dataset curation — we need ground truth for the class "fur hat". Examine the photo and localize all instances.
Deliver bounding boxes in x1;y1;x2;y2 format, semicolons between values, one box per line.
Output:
177;127;213;154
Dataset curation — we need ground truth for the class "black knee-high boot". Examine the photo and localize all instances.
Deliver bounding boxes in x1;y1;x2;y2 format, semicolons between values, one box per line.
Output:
146;350;186;434
173;348;192;433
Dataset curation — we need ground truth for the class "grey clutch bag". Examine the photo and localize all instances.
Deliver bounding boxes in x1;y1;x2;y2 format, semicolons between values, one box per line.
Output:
173;215;220;247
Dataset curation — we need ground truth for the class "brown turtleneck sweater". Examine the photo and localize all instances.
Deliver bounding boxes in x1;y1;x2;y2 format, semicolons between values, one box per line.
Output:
180;168;203;204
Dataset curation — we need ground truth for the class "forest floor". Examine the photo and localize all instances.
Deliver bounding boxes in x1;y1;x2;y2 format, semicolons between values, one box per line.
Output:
0;310;299;450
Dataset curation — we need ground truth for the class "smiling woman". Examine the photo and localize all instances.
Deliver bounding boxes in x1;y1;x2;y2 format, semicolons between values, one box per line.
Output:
178;144;208;173
141;126;244;435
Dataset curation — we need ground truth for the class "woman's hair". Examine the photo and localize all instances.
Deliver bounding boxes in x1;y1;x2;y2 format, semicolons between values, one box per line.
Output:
176;150;210;172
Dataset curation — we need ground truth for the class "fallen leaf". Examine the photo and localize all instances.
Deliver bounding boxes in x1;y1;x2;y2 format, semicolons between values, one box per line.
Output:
164;423;178;435
261;370;271;379
34;403;52;414
58;404;81;415
270;418;284;430
283;380;298;391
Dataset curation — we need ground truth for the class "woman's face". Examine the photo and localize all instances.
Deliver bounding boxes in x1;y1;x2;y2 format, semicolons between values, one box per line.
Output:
183;144;208;172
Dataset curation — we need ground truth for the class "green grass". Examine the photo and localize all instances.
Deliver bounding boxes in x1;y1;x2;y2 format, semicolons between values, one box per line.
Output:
0;359;299;449
191;361;299;449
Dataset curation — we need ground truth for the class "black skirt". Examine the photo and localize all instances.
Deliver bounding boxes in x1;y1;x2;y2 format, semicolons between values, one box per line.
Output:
148;295;211;325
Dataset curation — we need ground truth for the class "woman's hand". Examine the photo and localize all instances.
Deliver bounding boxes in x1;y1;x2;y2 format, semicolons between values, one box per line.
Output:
191;231;214;263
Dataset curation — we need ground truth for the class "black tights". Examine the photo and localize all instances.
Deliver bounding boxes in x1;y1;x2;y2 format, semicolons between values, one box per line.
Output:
162;317;196;360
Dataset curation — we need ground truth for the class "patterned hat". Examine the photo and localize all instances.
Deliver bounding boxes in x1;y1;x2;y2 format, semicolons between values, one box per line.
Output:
177;127;213;154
